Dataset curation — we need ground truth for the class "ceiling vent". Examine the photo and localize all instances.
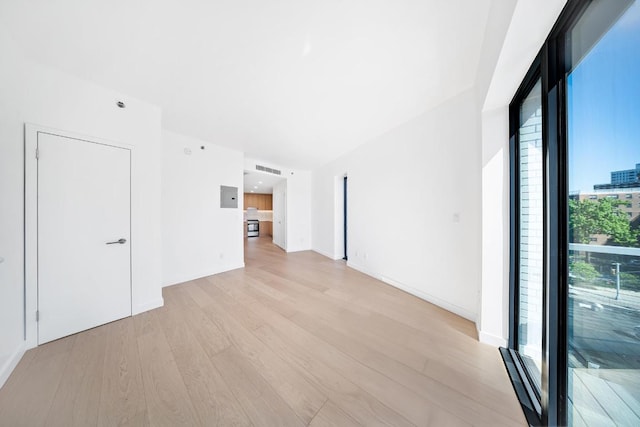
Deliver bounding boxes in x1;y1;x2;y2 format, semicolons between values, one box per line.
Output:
255;164;282;175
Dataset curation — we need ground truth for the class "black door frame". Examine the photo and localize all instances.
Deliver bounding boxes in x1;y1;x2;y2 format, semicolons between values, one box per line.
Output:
343;175;348;261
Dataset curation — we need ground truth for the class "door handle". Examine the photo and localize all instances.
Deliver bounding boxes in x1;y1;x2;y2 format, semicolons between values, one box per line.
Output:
106;238;127;245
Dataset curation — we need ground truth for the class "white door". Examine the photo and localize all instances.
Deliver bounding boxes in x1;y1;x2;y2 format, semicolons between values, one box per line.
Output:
37;132;131;344
272;181;287;250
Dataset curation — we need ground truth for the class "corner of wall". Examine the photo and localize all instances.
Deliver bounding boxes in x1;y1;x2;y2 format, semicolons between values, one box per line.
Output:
0;341;26;389
133;297;164;316
478;328;508;348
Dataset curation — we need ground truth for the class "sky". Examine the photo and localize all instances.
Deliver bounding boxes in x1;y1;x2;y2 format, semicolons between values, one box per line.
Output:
568;1;640;193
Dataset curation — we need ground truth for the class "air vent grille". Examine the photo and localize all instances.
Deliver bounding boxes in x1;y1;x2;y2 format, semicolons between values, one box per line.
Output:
256;164;282;175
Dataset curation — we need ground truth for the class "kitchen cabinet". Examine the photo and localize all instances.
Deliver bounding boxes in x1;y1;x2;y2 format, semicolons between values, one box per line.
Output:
244;193;273;210
244;193;256;209
259;221;273;237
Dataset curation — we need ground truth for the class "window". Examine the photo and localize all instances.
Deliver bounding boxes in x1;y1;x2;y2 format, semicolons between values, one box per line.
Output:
567;3;640;422
516;77;544;396
504;1;640;425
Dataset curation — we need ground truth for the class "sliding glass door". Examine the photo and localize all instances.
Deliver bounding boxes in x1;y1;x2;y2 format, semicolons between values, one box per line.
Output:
566;1;640;425
516;77;544;398
506;1;640;425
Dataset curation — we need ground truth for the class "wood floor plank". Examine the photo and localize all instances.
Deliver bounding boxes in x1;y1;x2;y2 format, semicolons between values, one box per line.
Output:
0;335;76;427
290;310;523;426
211;346;305;427
97;317;149;427
0;236;526;427
246;299;454;426
0;348;37;409
269;274;517;418
156;293;251;427
45;326;108;427
308;400;361;427
164;285;231;358
186;284;327;424
256;275;428;372
208;244;522;426
252;323;415;427
135;310;200;426
199;278;266;331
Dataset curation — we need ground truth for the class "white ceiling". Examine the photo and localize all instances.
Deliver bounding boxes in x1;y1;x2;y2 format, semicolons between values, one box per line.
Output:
243;171;283;195
1;0;494;169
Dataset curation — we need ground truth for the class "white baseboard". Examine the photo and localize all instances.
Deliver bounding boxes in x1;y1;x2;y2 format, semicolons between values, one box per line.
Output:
133;297;165;315
380;275;477;322
285;247;312;253
346;261;377;277
162;263;245;288
0;342;26;389
478;330;508;347
312;248;341;260
347;262;476;322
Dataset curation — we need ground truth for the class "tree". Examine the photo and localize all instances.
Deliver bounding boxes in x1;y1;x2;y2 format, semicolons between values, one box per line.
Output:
569;198;639;247
569;260;599;281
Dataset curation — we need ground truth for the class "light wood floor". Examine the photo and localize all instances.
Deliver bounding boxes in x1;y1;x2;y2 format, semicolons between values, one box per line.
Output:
0;237;525;426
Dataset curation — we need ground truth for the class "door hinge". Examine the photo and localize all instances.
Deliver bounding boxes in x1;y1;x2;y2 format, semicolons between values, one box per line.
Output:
36;310;39;322
35;148;39;160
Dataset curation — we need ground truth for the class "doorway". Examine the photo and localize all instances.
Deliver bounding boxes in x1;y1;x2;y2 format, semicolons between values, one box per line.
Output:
343;175;348;260
242;170;282;246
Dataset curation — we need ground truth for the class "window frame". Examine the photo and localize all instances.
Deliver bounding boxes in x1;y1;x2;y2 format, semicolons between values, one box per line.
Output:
507;60;545;425
503;1;597;425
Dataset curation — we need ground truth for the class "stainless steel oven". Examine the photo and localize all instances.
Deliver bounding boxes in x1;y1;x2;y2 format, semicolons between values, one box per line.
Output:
247;219;259;237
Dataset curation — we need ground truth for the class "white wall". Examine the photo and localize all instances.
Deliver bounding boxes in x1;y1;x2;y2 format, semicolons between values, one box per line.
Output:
273;179;288;250
479;107;511;346
285;170;312;253
312;89;482;321
162;131;245;286
312;172;344;260
0;31;163;386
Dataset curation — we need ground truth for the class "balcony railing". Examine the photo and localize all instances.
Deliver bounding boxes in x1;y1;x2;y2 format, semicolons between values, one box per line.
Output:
569;243;640;306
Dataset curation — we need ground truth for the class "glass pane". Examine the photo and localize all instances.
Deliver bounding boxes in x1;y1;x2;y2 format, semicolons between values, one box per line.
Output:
518;78;543;394
567;1;640;425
